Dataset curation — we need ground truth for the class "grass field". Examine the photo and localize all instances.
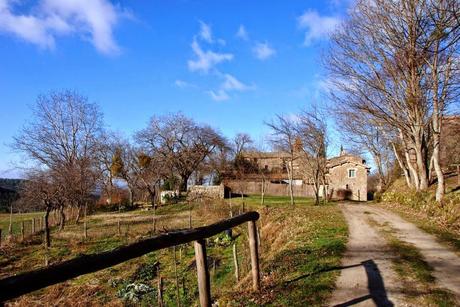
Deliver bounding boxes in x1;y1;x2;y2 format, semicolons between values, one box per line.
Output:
0;195;347;306
0;211;45;240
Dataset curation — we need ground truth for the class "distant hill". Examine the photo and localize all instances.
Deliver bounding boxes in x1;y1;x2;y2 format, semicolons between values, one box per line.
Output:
0;178;26;192
0;178;24;212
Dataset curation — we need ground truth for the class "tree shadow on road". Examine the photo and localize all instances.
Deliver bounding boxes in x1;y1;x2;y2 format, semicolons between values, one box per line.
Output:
285;259;393;307
334;259;393;307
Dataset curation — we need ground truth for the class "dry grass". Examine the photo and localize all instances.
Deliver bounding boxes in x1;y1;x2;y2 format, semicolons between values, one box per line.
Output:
2;197;347;306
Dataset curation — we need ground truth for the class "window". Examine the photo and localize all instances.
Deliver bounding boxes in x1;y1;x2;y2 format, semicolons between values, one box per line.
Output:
348;169;356;178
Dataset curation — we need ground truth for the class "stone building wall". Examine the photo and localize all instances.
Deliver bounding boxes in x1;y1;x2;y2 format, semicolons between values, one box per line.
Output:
328;162;368;201
440;116;460;171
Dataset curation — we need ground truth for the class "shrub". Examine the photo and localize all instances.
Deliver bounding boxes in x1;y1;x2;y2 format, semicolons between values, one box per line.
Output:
382;190;460;231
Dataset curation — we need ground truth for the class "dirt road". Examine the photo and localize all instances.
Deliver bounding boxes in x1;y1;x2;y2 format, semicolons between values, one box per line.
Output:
329;203;460;306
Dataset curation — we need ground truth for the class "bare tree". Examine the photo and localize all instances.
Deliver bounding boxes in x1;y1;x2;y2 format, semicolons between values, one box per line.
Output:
136;113;225;192
111;143;139;207
20;170;62;247
423;0;460;201
231;133;255;200
12;90;103;218
296;109;328;205
334;109;394;192
325;0;460;202
266;115;298;205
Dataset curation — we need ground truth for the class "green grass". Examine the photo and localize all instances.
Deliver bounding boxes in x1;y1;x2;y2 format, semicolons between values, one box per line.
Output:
2;195;348;306
0;211;44;240
221;196;348;306
229;194;328;208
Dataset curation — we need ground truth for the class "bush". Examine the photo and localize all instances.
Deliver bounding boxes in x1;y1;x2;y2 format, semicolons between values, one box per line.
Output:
117;282;156;303
382;190;460;230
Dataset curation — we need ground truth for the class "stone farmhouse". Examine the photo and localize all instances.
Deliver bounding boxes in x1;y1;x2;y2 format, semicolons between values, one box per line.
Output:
223;149;370;201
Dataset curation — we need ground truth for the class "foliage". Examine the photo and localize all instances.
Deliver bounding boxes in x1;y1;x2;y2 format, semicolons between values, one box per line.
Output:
208;232;232;248
110;148;124;177
130;261;159;283
117;282;156;303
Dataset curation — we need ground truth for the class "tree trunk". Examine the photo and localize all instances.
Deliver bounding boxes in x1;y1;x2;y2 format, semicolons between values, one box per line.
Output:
75;205;81;224
8;203;13;235
432;114;445;202
44;209;51;248
180;174;189;192
59;206;66;232
414;136;429;190
405;148;420;190
391;142;412;188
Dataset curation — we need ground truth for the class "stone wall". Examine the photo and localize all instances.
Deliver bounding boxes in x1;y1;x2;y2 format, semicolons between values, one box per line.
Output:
187;184;225;201
160;190;179;204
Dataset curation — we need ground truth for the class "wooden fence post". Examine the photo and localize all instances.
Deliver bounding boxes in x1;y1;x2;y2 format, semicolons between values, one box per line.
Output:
31;218;35;234
233;243;239;281
21;221;25;241
158;275;164;307
173;246;181;307
194;239;211;307
117;220;121;236
248;220;260;291
83;204;88;239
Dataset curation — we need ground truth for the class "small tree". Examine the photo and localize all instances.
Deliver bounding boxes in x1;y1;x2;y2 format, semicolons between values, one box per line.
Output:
266;115;299;206
21;170;62;247
296;109;328;205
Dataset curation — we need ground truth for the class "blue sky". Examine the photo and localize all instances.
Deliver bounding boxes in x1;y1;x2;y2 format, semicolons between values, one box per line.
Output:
0;0;350;178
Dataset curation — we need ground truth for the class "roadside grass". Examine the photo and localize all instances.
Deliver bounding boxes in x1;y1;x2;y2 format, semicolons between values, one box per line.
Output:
220;198;347;306
368;217;457;306
2;195;347;306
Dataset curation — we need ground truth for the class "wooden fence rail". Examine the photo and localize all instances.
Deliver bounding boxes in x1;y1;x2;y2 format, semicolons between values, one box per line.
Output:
0;211;260;305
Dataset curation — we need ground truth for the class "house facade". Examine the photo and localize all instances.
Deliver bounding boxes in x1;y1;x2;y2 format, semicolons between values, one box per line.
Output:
326;154;369;201
223;149;370;201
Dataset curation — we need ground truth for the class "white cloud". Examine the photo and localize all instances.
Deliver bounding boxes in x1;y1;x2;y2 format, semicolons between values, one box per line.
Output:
198;20;213;43
188;39;233;73
0;0;126;55
252;42;276;60
208;74;254;101
208;89;230;102
236;24;249;41
298;10;341;46
174;79;195;89
221;74;253;91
